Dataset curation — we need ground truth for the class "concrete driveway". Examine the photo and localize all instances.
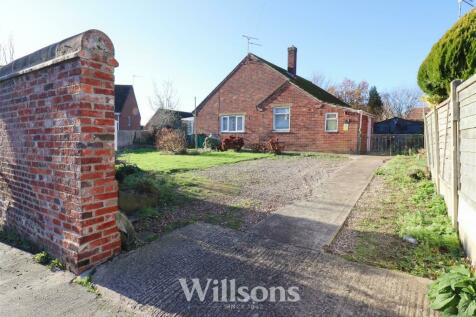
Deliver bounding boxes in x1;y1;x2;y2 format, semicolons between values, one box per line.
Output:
91;155;437;316
0;156;437;316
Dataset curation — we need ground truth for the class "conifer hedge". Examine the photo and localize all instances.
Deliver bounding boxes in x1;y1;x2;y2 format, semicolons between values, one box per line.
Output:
417;10;476;103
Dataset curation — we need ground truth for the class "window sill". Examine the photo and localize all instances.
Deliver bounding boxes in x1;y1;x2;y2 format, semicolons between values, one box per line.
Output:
325;130;339;133
272;130;291;133
220;131;245;134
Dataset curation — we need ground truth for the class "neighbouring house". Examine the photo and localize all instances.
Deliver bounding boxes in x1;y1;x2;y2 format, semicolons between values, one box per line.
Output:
114;85;142;149
145;109;194;134
374;117;424;134
194;46;374;153
405;107;430;121
115;84;141;130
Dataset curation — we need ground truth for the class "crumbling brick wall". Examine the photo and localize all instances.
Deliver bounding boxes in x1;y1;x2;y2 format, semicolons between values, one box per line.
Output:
0;30;121;273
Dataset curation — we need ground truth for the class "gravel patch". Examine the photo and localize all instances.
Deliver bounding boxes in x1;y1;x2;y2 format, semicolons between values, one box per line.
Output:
194;156;347;212
134;156;349;237
328;174;395;255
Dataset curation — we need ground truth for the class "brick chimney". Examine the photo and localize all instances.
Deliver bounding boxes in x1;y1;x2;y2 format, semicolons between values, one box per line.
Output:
287;46;297;76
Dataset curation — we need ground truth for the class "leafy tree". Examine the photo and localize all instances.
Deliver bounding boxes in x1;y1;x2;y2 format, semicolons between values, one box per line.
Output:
417;10;476;103
367;86;383;116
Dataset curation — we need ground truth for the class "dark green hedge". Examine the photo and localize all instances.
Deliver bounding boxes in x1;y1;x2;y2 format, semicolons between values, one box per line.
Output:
417;10;476;102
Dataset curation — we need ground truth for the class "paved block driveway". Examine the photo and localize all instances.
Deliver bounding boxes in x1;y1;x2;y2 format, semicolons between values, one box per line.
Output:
93;156;437;317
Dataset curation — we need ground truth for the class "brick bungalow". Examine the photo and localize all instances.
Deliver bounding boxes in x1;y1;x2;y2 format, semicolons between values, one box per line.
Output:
194;47;374;153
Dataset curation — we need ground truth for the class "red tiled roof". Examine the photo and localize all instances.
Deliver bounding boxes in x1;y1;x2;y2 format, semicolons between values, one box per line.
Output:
406;107;430;121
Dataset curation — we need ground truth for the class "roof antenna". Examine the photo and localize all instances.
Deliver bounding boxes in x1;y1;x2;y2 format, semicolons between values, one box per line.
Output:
458;0;473;17
132;74;143;86
242;35;262;53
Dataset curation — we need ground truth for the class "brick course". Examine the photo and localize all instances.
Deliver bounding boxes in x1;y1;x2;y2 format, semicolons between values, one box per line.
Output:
195;56;372;153
0;30;121;273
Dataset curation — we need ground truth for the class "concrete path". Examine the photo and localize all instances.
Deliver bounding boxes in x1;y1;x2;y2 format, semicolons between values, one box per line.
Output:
92;155;437;317
249;155;383;250
0;242;132;317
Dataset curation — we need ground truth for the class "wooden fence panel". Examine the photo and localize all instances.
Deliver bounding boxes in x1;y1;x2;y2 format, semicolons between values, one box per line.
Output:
457;75;476;265
426;75;476;266
370;134;424;155
437;102;453;204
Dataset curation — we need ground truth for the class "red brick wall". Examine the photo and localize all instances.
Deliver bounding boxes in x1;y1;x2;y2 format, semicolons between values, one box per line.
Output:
195;57;371;153
0;30;121;273
119;89;141;130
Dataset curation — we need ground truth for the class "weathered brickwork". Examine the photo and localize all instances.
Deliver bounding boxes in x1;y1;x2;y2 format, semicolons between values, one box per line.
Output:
195;56;372;153
0;30;121;273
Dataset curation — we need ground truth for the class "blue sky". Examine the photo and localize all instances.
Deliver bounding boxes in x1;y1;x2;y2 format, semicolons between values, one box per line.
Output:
1;1;472;124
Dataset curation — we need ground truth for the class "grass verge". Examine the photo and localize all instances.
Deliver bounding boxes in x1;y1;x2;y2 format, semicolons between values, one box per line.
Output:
331;155;467;279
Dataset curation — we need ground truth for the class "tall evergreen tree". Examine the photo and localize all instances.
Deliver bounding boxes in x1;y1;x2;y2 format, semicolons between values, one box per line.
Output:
367;86;383;116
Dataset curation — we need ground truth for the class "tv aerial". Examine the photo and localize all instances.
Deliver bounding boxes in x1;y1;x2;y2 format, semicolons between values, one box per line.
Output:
242;35;262;53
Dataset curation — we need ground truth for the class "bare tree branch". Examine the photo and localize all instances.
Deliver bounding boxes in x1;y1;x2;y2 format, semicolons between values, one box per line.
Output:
149;80;180;111
311;72;333;90
381;88;423;118
147;80;183;133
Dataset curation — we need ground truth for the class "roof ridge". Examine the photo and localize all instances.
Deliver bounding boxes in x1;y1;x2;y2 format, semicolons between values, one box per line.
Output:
250;53;350;108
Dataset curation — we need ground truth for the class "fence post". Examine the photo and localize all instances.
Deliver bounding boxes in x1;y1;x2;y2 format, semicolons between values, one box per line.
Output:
450;79;462;230
424;115;430;167
433;108;440;193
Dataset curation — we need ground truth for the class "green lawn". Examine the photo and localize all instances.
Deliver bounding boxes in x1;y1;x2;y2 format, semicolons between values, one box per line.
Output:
117;148;273;173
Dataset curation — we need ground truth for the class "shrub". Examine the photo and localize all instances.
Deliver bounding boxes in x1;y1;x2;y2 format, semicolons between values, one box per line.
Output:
123;173;160;195
428;265;476;316
266;137;285;154
203;135;220;150
418;10;476;102
221;136;244;152
249;143;267;153
115;163;143;183
137;207;161;219
156;128;187;154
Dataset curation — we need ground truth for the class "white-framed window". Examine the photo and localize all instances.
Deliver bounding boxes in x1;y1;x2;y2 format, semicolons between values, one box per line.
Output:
325;113;338;132
127;116;131;128
220;115;245;133
273;106;290;132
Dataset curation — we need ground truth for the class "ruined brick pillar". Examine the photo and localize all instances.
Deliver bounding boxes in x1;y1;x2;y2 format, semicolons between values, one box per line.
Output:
0;30;121;273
